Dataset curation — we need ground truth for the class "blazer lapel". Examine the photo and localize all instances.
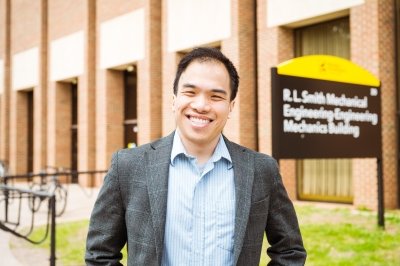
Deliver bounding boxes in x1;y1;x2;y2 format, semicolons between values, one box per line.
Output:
145;132;174;263
225;138;255;264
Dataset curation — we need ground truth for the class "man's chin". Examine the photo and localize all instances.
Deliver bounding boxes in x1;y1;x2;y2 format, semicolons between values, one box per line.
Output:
187;133;220;146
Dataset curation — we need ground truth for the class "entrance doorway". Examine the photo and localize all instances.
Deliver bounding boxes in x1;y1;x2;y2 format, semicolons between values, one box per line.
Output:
71;81;78;183
123;69;137;148
27;90;33;173
13;89;34;174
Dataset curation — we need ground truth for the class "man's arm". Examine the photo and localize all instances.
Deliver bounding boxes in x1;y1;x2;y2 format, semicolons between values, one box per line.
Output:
85;152;127;265
265;160;307;265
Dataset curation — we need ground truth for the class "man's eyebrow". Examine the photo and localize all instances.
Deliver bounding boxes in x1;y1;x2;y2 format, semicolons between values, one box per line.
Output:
182;83;196;89
211;89;227;95
181;83;228;95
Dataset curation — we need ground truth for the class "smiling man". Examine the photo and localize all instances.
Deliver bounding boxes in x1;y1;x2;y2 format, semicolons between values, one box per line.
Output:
172;56;234;164
86;47;307;266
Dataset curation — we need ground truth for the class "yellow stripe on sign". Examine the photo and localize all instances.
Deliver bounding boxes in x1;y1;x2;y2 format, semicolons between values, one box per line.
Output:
277;55;380;87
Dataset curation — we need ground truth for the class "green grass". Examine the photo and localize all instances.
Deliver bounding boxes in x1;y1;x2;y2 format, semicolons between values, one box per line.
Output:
17;220;127;266
11;204;400;265
260;205;400;265
21;220;91;265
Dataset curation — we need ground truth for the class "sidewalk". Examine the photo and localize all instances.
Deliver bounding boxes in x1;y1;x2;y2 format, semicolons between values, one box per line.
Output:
0;184;100;266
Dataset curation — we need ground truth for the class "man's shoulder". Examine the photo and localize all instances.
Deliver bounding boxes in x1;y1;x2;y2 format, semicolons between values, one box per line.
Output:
225;138;273;158
116;132;174;158
224;138;278;167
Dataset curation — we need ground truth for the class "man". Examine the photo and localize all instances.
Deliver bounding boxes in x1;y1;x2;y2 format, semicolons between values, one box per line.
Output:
85;47;306;265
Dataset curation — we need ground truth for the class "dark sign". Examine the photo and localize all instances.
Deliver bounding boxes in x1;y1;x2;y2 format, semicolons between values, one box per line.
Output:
271;68;382;159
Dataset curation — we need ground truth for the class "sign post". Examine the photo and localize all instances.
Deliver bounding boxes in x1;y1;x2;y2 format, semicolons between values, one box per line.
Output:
271;55;384;227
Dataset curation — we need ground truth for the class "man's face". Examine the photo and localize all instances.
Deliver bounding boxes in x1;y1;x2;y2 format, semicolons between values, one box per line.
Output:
173;60;235;147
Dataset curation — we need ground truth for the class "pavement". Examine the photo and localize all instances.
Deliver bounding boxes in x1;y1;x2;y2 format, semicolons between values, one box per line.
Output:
0;184;100;266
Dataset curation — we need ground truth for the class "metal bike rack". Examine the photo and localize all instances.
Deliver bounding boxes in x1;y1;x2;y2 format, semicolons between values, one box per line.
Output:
0;169;108;266
0;185;56;266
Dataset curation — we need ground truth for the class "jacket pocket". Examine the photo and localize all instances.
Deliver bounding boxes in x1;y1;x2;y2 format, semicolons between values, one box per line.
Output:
243;196;270;247
250;196;269;216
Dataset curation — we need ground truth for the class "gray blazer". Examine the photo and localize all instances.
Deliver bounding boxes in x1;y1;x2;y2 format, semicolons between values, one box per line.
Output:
85;132;306;265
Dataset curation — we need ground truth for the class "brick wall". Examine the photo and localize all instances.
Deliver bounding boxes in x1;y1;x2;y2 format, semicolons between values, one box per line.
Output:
162;0;257;150
257;1;294;155
257;0;296;198
0;0;398;208
11;0;40;53
8;0;47;174
78;0;96;182
33;0;48;173
353;158;377;210
48;0;85;40
137;0;162;144
95;69;124;184
351;0;398;209
0;0;5;56
161;0;179;137
221;0;257;150
9;91;30;174
47;81;72;171
97;0;144;22
95;1;161;185
0;0;10;164
48;0;98;181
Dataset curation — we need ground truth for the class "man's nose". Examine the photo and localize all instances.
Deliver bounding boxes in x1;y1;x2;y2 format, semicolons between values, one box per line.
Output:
190;96;210;112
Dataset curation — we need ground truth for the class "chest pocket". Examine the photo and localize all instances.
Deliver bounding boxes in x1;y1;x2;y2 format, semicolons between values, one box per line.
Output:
214;200;236;251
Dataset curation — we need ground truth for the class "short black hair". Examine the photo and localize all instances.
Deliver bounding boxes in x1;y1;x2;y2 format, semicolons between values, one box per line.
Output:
173;47;239;101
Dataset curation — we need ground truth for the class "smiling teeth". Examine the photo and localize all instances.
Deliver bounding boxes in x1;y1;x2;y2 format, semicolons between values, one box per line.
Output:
190;116;210;124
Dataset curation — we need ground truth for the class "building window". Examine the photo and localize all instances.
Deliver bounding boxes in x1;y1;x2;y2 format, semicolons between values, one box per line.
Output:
295;17;350;58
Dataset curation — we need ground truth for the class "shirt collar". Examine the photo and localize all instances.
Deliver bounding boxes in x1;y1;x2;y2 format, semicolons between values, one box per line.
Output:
170;130;232;168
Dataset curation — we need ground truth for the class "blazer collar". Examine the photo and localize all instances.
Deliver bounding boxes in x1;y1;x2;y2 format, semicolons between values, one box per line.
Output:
224;136;255;264
146;132;174;264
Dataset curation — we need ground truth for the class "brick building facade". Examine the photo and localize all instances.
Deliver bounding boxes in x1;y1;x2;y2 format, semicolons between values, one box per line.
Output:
0;0;398;209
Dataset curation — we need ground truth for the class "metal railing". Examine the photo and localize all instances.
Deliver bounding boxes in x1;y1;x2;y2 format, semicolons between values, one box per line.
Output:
0;169;108;265
0;185;56;265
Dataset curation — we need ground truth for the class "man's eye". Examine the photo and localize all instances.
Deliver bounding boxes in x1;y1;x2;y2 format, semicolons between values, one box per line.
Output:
212;95;225;100
182;91;195;96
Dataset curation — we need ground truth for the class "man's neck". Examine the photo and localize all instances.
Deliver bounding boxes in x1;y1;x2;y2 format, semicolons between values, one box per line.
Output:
178;134;220;165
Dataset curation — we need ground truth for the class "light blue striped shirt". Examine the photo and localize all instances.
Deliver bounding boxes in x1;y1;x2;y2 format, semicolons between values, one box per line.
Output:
161;131;235;266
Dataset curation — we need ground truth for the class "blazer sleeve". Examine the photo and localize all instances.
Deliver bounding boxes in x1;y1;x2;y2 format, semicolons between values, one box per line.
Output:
85;152;127;265
265;160;307;265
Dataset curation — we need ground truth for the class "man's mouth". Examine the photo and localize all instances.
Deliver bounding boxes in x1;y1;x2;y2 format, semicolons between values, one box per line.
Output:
187;115;212;126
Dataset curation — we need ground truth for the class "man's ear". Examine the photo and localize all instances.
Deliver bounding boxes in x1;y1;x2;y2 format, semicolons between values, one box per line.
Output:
228;100;235;118
230;100;235;112
172;94;176;112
